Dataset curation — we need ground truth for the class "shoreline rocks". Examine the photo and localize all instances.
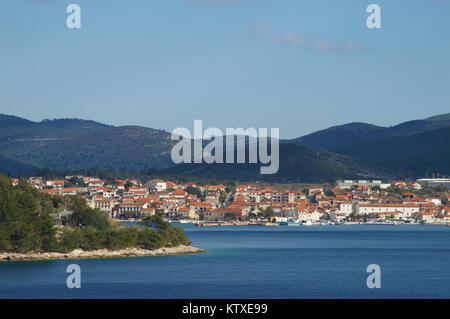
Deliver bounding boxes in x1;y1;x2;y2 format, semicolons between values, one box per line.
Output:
0;245;205;262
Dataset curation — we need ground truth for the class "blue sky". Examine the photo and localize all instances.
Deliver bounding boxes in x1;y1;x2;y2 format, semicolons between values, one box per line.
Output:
1;0;449;138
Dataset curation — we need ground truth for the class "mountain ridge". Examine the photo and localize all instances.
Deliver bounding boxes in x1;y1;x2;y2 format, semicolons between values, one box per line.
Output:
0;113;449;181
290;113;450;150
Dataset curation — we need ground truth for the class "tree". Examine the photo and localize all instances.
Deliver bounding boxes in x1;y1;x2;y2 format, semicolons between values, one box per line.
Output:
0;173;193;254
263;207;275;219
324;189;335;197
224;212;236;221
141;214;170;230
68;206;110;230
219;191;227;203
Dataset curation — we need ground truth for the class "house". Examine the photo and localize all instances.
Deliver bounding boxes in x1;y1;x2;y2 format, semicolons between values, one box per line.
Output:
88;180;104;188
178;207;198;220
62;188;77;196
298;209;322;223
402;192;416;199
205;190;220;203
83;176;98;184
53;180;65;189
357;203;420;218
93;198;117;216
336;180;382;189
29;177;43;188
46;189;62;196
188;201;215;212
421;211;435;224
146;179;167;192
203;209;221;221
338;202;353;216
308;186;323;196
392;181;407;189
119;202;150;218
141;207;156;217
407;182;422;190
426;197;442;207
172;189;187;199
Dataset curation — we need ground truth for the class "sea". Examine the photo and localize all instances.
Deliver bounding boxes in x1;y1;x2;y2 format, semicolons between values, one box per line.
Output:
0;224;449;298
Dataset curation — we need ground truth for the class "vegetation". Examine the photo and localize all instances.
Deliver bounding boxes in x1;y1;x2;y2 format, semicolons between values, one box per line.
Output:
293;113;450;150
0;115;176;174
163;143;384;184
0;174;191;253
335;126;450;178
2;113;450;182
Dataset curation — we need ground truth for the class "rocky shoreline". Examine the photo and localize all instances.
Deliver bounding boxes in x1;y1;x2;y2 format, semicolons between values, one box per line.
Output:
0;245;205;261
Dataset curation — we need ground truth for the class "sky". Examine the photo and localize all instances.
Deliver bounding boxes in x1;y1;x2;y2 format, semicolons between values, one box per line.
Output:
0;0;449;138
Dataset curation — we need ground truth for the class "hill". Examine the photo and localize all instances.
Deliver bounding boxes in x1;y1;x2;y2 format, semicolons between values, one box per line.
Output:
161;143;388;183
334;126;450;178
290;113;450;150
1;113;448;181
0;114;176;172
0;154;36;176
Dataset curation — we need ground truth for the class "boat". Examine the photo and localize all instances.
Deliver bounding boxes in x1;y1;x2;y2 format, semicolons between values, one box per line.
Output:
302;220;313;226
287;221;301;226
280;219;301;226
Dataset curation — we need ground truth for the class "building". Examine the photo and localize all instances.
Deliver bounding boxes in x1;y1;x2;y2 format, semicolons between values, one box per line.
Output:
338;202;353;216
146;179;167;192
93;198;117;216
336;180;383;189
178;207;198;220
417;178;450;188
119;202;150;218
357;203;420;218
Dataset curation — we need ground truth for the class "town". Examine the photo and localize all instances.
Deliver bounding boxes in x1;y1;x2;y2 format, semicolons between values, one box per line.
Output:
9;176;450;226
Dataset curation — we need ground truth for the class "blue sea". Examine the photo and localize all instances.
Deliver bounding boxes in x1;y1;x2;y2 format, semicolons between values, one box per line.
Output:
0;224;449;298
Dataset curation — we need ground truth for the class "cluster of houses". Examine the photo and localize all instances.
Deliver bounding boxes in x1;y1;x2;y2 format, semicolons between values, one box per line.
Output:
9;176;450;225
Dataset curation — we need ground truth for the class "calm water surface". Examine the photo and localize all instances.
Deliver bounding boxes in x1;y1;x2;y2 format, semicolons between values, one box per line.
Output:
0;224;449;298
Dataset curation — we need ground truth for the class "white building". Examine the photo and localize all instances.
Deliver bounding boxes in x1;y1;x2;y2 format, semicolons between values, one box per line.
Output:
146;179;167;192
336;180;382;189
338;203;353;216
356;203;420;218
417;178;450;188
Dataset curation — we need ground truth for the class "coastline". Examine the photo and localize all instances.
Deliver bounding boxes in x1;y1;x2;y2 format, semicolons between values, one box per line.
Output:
0;245;205;262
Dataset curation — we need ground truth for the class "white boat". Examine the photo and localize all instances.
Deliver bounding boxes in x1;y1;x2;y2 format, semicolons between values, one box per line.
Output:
303;220;313;226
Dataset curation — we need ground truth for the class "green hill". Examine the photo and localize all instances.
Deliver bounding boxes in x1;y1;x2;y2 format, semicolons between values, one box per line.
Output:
1;113;448;181
334;126;450;178
290;113;450;150
162;143;388;183
0;154;36;176
0;115;176;172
